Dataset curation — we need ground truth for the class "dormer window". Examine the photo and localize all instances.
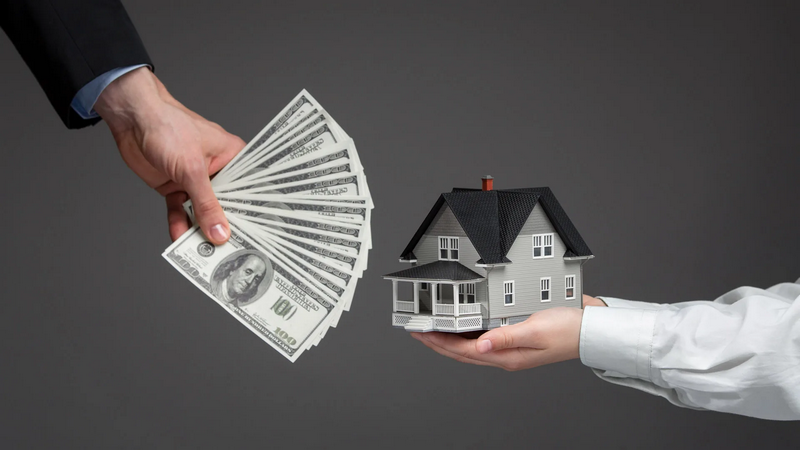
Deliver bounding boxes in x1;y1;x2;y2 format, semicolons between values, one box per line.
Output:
532;233;553;259
438;237;459;261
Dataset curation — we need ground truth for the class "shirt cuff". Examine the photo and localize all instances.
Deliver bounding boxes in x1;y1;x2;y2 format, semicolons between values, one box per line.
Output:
597;296;666;311
70;64;150;120
579;306;660;382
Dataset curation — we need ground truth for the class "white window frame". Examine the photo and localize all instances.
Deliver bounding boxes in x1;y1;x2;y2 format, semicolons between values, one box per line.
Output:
503;281;515;306
565;275;575;300
438;236;459;261
420;282;428;291
532;233;554;259
500;318;509;327
540;277;551;302
458;283;476;303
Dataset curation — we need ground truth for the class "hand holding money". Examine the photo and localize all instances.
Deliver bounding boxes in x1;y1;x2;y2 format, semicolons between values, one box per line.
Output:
95;66;244;244
163;90;373;362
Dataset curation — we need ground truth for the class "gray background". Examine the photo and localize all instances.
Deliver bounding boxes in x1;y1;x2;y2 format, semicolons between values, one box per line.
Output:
1;1;798;448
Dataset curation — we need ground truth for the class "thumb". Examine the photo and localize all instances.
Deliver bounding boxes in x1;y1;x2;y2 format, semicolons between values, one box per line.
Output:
183;165;229;245
476;320;536;354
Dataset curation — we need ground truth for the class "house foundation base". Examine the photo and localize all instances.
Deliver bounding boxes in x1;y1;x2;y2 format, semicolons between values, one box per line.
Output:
392;313;483;333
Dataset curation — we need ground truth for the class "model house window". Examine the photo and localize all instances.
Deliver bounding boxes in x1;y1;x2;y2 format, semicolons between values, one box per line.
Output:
420;282;428;291
540;277;551;302
500;318;509;327
504;281;515;305
438;237;459;261
458;283;476;303
565;275;575;300
532;233;554;258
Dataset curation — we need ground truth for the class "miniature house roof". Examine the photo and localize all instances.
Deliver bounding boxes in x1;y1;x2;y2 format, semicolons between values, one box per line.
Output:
384;261;485;282
399;187;593;265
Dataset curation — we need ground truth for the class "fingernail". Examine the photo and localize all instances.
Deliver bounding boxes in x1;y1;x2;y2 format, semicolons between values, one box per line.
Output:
477;340;493;353
210;224;228;242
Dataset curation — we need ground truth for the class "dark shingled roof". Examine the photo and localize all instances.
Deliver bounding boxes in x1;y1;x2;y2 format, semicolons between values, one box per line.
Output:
398;187;592;265
384;261;485;281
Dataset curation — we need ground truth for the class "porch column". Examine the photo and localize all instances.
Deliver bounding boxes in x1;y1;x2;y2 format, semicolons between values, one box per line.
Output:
392;279;398;312
453;283;460;317
431;282;438;316
413;281;420;314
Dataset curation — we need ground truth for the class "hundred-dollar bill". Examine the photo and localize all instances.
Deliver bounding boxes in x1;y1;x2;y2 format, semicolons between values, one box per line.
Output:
225;139;362;186
219;108;325;183
233;218;355;322
263;231;363;315
216;159;360;195
162;224;336;362
218;108;325;185
219;199;371;274
231;216;351;297
220;108;351;184
219;87;349;184
230;212;364;254
264;137;362;178
222;206;367;267
214;90;321;185
229;217;346;347
229;120;346;183
168;89;370;358
217;172;369;202
192;195;374;249
230;217;349;339
245;222;361;277
251;230;358;319
223;204;366;245
216;196;369;223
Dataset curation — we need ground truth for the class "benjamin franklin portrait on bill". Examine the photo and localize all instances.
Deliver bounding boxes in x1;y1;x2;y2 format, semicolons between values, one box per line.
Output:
210;250;274;308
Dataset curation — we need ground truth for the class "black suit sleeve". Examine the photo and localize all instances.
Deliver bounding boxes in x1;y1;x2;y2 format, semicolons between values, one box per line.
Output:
0;0;153;129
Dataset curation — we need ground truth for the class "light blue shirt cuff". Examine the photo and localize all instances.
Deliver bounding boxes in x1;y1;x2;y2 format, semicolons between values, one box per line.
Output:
70;64;150;120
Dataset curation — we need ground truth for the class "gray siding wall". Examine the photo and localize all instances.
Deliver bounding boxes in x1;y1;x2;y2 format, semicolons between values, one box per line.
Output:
413;205;484;274
412;204;489;317
485;204;583;319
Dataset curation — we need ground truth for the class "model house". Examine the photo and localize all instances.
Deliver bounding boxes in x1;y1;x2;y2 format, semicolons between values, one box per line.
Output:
384;177;593;332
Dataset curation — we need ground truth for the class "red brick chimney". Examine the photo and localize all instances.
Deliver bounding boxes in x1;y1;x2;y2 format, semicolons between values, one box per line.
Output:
481;175;493;191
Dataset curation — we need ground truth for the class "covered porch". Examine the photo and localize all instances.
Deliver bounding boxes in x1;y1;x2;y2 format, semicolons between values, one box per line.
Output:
389;280;483;316
384;261;485;332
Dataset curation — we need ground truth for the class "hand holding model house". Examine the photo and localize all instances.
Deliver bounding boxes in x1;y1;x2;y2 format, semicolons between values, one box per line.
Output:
386;177;597;371
412;295;607;371
389;178;800;421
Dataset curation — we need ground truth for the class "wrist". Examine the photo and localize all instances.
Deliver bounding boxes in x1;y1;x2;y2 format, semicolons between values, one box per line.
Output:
95;67;163;132
569;308;584;360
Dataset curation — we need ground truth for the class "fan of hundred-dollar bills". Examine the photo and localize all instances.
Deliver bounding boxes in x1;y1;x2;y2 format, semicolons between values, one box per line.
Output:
163;90;372;362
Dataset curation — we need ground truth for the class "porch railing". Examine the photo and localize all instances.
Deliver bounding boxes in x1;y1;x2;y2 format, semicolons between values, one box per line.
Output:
433;304;454;315
433;303;482;316
459;303;482;315
395;301;415;313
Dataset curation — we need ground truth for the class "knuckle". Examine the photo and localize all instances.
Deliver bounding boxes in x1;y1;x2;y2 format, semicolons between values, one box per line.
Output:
501;332;514;349
193;198;219;216
183;158;209;180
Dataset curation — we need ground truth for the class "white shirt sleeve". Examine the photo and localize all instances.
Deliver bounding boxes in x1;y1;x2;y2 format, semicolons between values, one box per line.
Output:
579;278;800;420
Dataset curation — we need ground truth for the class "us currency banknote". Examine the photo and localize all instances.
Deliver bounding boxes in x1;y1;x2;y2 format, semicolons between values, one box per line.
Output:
163;224;336;361
214;90;321;185
165;89;371;361
225;119;346;184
